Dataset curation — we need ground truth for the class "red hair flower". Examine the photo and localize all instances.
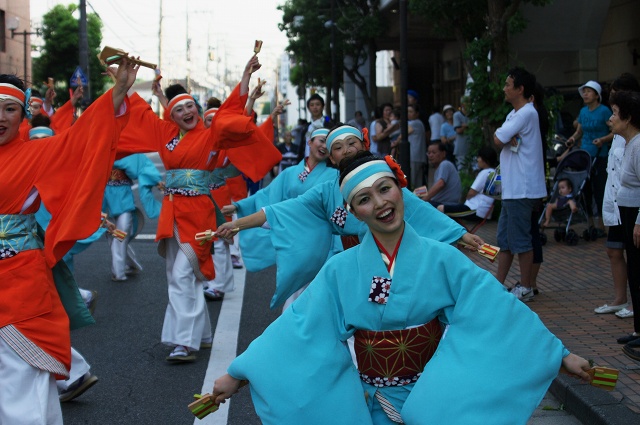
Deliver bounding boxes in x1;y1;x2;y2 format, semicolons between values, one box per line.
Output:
361;127;371;150
384;155;407;188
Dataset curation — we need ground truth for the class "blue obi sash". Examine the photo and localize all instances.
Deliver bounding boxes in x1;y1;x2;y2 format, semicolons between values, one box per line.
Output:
165;169;212;196
0;214;43;259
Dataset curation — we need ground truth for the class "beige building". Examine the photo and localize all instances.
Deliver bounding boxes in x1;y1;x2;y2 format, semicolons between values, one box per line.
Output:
0;0;33;80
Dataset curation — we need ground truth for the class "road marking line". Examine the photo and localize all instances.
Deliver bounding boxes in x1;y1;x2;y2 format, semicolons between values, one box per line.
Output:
196;267;246;425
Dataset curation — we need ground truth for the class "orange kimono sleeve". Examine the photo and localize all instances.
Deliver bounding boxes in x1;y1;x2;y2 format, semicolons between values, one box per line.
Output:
32;89;130;266
19;118;30;141
116;92;176;157
50;100;75;134
225;115;282;182
227;174;248;202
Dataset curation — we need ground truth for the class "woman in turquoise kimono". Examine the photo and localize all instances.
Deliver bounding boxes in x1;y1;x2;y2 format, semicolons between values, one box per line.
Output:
221;127;337;274
102;153;162;281
216;125;484;309
211;152;591;425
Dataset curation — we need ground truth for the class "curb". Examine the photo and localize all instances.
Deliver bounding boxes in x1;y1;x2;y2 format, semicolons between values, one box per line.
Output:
549;375;640;424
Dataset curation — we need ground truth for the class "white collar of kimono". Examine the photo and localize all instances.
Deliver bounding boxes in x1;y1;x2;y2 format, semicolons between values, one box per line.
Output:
326;125;362;150
0;83;26;107
340;160;394;205
168;93;195;114
204;107;218;119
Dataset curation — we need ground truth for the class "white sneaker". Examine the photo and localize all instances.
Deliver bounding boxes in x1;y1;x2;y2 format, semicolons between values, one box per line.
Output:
511;284;534;302
594;303;628;314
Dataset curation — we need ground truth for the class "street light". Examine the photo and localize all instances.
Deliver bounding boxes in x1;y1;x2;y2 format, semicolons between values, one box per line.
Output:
7;17;41;81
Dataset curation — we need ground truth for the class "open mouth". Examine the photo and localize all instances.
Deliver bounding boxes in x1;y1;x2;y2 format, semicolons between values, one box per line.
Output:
377;208;395;223
318;148;327;155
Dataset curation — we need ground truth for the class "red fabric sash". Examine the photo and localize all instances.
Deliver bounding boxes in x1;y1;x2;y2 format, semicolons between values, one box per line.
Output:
354;319;442;387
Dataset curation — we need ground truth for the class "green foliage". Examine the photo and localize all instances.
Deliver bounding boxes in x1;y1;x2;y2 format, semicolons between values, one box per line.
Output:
32;4;108;104
409;0;487;41
278;0;335;90
278;0;385;116
464;38;511;152
410;0;555;154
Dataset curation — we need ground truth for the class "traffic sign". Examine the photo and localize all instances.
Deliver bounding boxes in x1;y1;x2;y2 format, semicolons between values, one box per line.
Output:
70;66;88;87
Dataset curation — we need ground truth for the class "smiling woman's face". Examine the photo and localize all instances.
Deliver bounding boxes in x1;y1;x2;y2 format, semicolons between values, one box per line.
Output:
171;101;199;132
0;101;23;146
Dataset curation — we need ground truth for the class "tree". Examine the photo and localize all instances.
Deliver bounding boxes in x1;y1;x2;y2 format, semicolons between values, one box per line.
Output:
278;0;386;119
33;4;108;105
410;0;552;149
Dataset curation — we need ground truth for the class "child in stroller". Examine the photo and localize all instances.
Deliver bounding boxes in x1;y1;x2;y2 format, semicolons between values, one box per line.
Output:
539;149;592;245
542;178;577;228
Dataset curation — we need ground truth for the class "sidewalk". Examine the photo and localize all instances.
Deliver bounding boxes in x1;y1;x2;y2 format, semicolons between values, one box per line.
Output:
466;219;640;424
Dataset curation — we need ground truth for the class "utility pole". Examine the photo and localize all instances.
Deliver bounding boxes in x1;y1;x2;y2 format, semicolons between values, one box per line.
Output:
330;0;340;123
186;1;191;93
157;0;163;115
79;0;90;103
399;0;411;183
158;0;163;74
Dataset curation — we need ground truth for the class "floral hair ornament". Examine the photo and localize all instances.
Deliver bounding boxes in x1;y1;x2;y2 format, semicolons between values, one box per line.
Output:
340;159;396;205
384;155;407;188
326;125;362;151
361;127;370;150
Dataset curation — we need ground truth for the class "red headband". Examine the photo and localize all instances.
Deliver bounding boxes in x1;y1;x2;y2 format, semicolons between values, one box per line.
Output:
0;83;26;106
167;93;195;114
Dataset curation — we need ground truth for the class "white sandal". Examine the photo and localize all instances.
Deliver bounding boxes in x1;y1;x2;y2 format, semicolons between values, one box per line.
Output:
166;345;196;362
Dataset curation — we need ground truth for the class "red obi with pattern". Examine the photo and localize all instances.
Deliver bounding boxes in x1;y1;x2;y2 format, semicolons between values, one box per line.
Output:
354;319;442;387
340;235;360;250
108;169;132;186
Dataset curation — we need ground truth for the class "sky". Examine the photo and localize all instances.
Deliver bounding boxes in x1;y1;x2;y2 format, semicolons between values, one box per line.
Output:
30;0;290;87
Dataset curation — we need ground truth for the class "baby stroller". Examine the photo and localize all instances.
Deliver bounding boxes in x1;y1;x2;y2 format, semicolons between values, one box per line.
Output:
539;149;592;246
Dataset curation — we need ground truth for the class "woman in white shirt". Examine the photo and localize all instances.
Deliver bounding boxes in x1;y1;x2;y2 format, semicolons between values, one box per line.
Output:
436;146;498;220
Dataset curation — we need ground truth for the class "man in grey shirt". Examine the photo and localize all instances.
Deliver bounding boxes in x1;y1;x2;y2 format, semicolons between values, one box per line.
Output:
419;142;462;206
407;104;427;189
453;97;470;170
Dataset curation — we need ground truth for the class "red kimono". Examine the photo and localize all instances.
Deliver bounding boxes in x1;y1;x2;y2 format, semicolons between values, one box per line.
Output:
117;85;272;280
0;89;128;375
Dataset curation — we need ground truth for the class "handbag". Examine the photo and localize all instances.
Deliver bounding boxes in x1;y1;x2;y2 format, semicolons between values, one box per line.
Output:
483;165;502;199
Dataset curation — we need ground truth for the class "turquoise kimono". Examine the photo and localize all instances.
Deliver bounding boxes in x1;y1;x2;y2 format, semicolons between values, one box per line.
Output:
235;160;338;272
263;180;466;308
102;153;162;230
228;223;568;424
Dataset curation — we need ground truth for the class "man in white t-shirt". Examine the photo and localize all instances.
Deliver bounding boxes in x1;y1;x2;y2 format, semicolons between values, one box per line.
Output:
493;67;547;303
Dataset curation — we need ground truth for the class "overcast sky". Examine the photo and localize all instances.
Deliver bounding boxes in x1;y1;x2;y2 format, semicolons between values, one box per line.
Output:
30;0;290;85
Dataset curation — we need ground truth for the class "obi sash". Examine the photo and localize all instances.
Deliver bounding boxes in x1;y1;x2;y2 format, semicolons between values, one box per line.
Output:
340;235;360;250
165;168;212;196
107;168;133;186
354;319;443;387
0;214;44;260
209;164;243;190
